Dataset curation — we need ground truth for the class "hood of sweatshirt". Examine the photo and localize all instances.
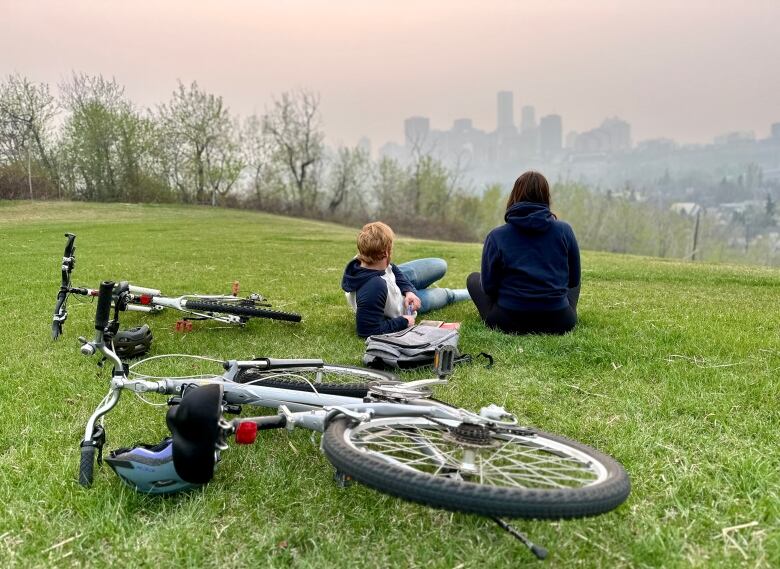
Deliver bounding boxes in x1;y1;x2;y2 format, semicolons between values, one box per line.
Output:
341;258;385;292
504;202;555;234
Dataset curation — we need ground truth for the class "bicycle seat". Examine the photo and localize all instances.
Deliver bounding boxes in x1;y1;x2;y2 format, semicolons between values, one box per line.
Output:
166;384;224;484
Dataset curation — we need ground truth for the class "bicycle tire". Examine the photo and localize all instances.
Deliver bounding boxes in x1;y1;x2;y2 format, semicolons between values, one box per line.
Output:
79;445;95;487
183;300;302;323
322;416;630;519
236;364;400;397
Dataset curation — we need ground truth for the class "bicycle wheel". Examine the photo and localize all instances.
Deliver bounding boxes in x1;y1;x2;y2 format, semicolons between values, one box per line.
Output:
322;416;630;519
236;364;400;397
183;299;301;323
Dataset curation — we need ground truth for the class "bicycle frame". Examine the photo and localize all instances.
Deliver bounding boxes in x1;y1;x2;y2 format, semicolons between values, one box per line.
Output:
80;281;509;460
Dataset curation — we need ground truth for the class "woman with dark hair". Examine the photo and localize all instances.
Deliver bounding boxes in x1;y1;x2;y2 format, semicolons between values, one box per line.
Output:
467;171;581;334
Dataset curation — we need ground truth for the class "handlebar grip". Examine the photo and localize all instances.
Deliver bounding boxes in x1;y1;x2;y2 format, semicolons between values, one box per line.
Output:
95;281;115;331
64;233;76;258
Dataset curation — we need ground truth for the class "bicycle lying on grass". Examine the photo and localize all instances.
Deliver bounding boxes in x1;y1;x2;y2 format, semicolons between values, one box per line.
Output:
78;281;630;559
52;233;301;340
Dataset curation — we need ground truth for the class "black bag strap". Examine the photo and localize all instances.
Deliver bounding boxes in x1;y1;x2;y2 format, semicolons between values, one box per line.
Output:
454;352;494;369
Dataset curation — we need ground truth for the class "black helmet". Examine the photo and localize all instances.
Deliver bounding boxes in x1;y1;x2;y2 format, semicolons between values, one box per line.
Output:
113;324;153;359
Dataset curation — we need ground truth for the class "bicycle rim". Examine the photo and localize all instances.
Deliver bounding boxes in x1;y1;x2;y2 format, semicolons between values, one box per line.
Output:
322;417;630;519
236;364;400;397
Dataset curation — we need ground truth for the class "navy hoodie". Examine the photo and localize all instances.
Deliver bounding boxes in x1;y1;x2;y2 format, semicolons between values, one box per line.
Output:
481;202;580;311
341;259;417;337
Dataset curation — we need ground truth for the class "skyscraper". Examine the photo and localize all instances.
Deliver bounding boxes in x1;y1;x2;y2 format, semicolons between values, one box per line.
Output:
520;106;536;133
496;91;514;132
600;117;632;151
539;115;563;156
771;122;780;141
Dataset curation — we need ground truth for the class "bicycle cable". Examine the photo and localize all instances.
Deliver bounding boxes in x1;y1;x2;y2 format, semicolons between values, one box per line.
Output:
128;354;226;380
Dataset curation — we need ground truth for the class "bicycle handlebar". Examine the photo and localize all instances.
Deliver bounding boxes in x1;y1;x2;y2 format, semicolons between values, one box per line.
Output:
95;281;115;331
63;233;76;259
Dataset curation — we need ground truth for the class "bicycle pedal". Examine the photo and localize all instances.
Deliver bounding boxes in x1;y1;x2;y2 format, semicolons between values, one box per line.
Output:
333;470;354;488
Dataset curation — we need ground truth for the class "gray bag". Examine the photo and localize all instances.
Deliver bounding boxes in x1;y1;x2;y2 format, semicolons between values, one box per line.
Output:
363;325;459;370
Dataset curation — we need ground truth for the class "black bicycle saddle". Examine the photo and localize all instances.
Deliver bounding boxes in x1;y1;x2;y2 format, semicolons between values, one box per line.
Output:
166;384;223;484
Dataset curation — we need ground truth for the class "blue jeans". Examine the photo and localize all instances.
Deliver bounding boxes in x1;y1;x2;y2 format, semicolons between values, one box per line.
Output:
396;258;470;314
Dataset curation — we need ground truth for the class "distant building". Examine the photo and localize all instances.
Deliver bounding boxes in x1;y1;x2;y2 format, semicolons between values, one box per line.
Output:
600;117;632;151
404;116;430;147
574;117;632;154
636;138;677;154
565;131;579;150
713;131;755;145
378;141;406;162
496;91;515;132
520;105;536;133
670;202;702;216
452;118;473;133
771;122;780;141
539;114;563;156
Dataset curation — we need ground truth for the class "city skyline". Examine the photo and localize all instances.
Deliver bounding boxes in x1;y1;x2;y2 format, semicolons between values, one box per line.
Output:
383;90;778;157
2;0;779;148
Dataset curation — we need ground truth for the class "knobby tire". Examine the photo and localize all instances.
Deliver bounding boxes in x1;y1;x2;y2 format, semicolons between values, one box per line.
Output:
184;300;301;323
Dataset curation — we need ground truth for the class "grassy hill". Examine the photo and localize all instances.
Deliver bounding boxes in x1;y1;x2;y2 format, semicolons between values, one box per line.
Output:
0;200;778;568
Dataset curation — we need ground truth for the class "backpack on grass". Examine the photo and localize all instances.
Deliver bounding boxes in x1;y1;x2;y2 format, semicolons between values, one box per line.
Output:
363;325;460;370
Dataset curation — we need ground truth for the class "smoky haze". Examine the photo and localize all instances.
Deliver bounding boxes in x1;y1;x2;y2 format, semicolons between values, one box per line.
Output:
1;0;779;146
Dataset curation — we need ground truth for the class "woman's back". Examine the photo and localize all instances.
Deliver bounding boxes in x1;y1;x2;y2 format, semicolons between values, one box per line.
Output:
483;202;580;312
467;170;581;335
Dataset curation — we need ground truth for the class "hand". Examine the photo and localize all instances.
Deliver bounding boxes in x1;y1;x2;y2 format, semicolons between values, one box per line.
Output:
404;292;422;312
403;315;415;327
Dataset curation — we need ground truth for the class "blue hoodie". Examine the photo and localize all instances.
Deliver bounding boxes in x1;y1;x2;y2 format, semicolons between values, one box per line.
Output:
481;202;580;311
341;259;417;337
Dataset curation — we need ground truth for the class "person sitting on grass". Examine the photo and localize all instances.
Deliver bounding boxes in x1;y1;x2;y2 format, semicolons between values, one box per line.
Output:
341;221;470;338
467;170;581;335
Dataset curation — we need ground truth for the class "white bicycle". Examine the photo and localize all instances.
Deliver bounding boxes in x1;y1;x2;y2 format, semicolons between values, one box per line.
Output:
78;281;630;558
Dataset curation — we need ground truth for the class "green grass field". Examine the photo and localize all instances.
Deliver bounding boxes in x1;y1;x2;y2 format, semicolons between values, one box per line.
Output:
0;200;778;568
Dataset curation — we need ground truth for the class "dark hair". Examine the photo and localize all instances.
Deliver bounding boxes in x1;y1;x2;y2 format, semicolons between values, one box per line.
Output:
506;171;551;210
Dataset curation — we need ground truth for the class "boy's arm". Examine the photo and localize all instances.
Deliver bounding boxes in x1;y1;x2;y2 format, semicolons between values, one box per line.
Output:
355;279;409;338
391;264;417;294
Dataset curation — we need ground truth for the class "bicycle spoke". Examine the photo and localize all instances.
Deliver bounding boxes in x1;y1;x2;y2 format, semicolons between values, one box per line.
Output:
350;422;603;490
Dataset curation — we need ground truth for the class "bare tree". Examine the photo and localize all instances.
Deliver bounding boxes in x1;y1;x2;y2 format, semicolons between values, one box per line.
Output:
262;90;324;212
326;146;372;217
204;118;243;206
0;74;59;198
158;81;238;204
241;114;282;208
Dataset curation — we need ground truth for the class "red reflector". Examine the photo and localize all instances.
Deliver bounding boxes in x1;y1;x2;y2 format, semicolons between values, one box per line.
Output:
140;294;152;305
235;421;258;445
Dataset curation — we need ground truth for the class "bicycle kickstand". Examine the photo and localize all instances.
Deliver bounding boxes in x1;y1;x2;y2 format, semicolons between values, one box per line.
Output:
491;517;548;560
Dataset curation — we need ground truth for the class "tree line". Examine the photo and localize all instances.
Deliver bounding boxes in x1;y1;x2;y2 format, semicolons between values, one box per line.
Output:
1;73;777;265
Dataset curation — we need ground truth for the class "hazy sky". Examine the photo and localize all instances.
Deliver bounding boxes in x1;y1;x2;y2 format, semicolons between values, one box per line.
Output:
2;0;779;147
